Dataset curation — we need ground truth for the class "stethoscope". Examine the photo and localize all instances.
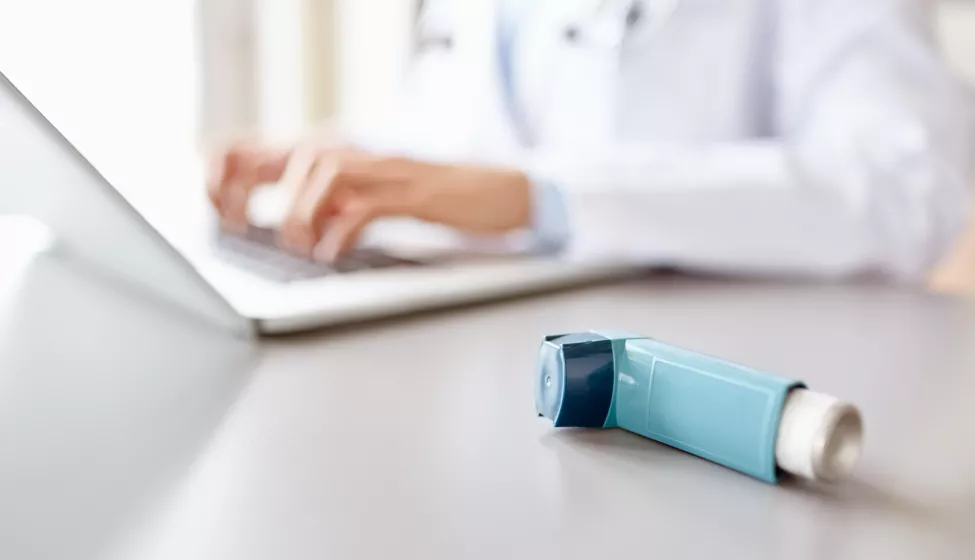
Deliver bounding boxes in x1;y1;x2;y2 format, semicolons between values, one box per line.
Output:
409;0;682;147
414;0;681;52
562;0;681;49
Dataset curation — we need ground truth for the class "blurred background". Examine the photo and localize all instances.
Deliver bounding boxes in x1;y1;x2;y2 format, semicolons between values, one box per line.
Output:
1;0;974;292
0;0;421;168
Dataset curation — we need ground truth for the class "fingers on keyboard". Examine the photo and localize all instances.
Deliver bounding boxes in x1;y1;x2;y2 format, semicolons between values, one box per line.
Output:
214;225;421;282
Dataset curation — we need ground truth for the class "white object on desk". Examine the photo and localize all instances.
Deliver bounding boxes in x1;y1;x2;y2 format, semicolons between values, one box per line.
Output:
776;388;864;482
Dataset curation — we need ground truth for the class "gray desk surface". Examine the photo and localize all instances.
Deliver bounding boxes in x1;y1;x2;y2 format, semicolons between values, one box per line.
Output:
2;255;974;560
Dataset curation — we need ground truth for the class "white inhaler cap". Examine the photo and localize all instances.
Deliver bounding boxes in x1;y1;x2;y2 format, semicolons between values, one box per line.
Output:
774;388;863;482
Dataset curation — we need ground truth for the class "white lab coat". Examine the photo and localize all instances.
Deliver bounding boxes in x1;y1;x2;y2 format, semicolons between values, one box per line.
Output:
359;0;975;282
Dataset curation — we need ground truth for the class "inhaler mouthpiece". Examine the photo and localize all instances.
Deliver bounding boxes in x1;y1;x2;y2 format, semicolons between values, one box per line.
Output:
775;389;863;482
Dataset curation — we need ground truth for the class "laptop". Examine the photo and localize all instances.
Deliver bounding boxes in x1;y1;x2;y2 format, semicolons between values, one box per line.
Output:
0;70;638;336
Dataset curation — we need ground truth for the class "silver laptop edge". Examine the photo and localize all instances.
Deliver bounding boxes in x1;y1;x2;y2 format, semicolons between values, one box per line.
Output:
0;69;255;338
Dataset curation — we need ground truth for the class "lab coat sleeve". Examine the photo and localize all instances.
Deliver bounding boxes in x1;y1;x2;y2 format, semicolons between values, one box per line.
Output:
528;179;572;253
526;0;975;282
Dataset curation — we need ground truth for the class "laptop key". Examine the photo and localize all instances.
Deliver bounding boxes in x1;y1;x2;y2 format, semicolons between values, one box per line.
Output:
213;225;422;282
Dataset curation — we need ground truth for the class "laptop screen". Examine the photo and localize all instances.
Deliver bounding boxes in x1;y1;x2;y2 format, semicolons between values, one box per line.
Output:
0;70;251;337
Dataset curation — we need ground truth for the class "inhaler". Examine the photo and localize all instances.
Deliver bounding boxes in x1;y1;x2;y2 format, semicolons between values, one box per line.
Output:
534;331;863;483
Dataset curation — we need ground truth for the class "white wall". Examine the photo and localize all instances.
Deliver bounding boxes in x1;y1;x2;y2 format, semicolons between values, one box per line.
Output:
254;0;309;142
0;0;201;200
0;1;199;149
198;0;258;145
333;0;417;133
246;0;416;141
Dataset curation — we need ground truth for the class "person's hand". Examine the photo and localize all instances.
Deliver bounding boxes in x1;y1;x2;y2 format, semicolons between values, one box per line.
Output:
207;137;532;259
206;124;344;229
206;137;292;230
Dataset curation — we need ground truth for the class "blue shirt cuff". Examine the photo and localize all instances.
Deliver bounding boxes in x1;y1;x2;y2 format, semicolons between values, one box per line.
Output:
530;180;570;254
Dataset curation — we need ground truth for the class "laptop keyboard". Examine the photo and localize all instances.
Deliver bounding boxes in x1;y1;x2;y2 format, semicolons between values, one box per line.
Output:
213;225;424;282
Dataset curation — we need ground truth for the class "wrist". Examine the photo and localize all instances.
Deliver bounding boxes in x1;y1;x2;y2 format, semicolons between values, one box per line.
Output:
499;168;533;232
528;179;570;253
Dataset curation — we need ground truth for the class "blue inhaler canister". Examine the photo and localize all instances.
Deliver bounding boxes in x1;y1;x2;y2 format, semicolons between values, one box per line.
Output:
534;331;864;483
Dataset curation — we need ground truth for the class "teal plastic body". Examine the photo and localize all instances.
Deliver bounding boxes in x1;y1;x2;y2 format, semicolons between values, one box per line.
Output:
534;331;804;483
